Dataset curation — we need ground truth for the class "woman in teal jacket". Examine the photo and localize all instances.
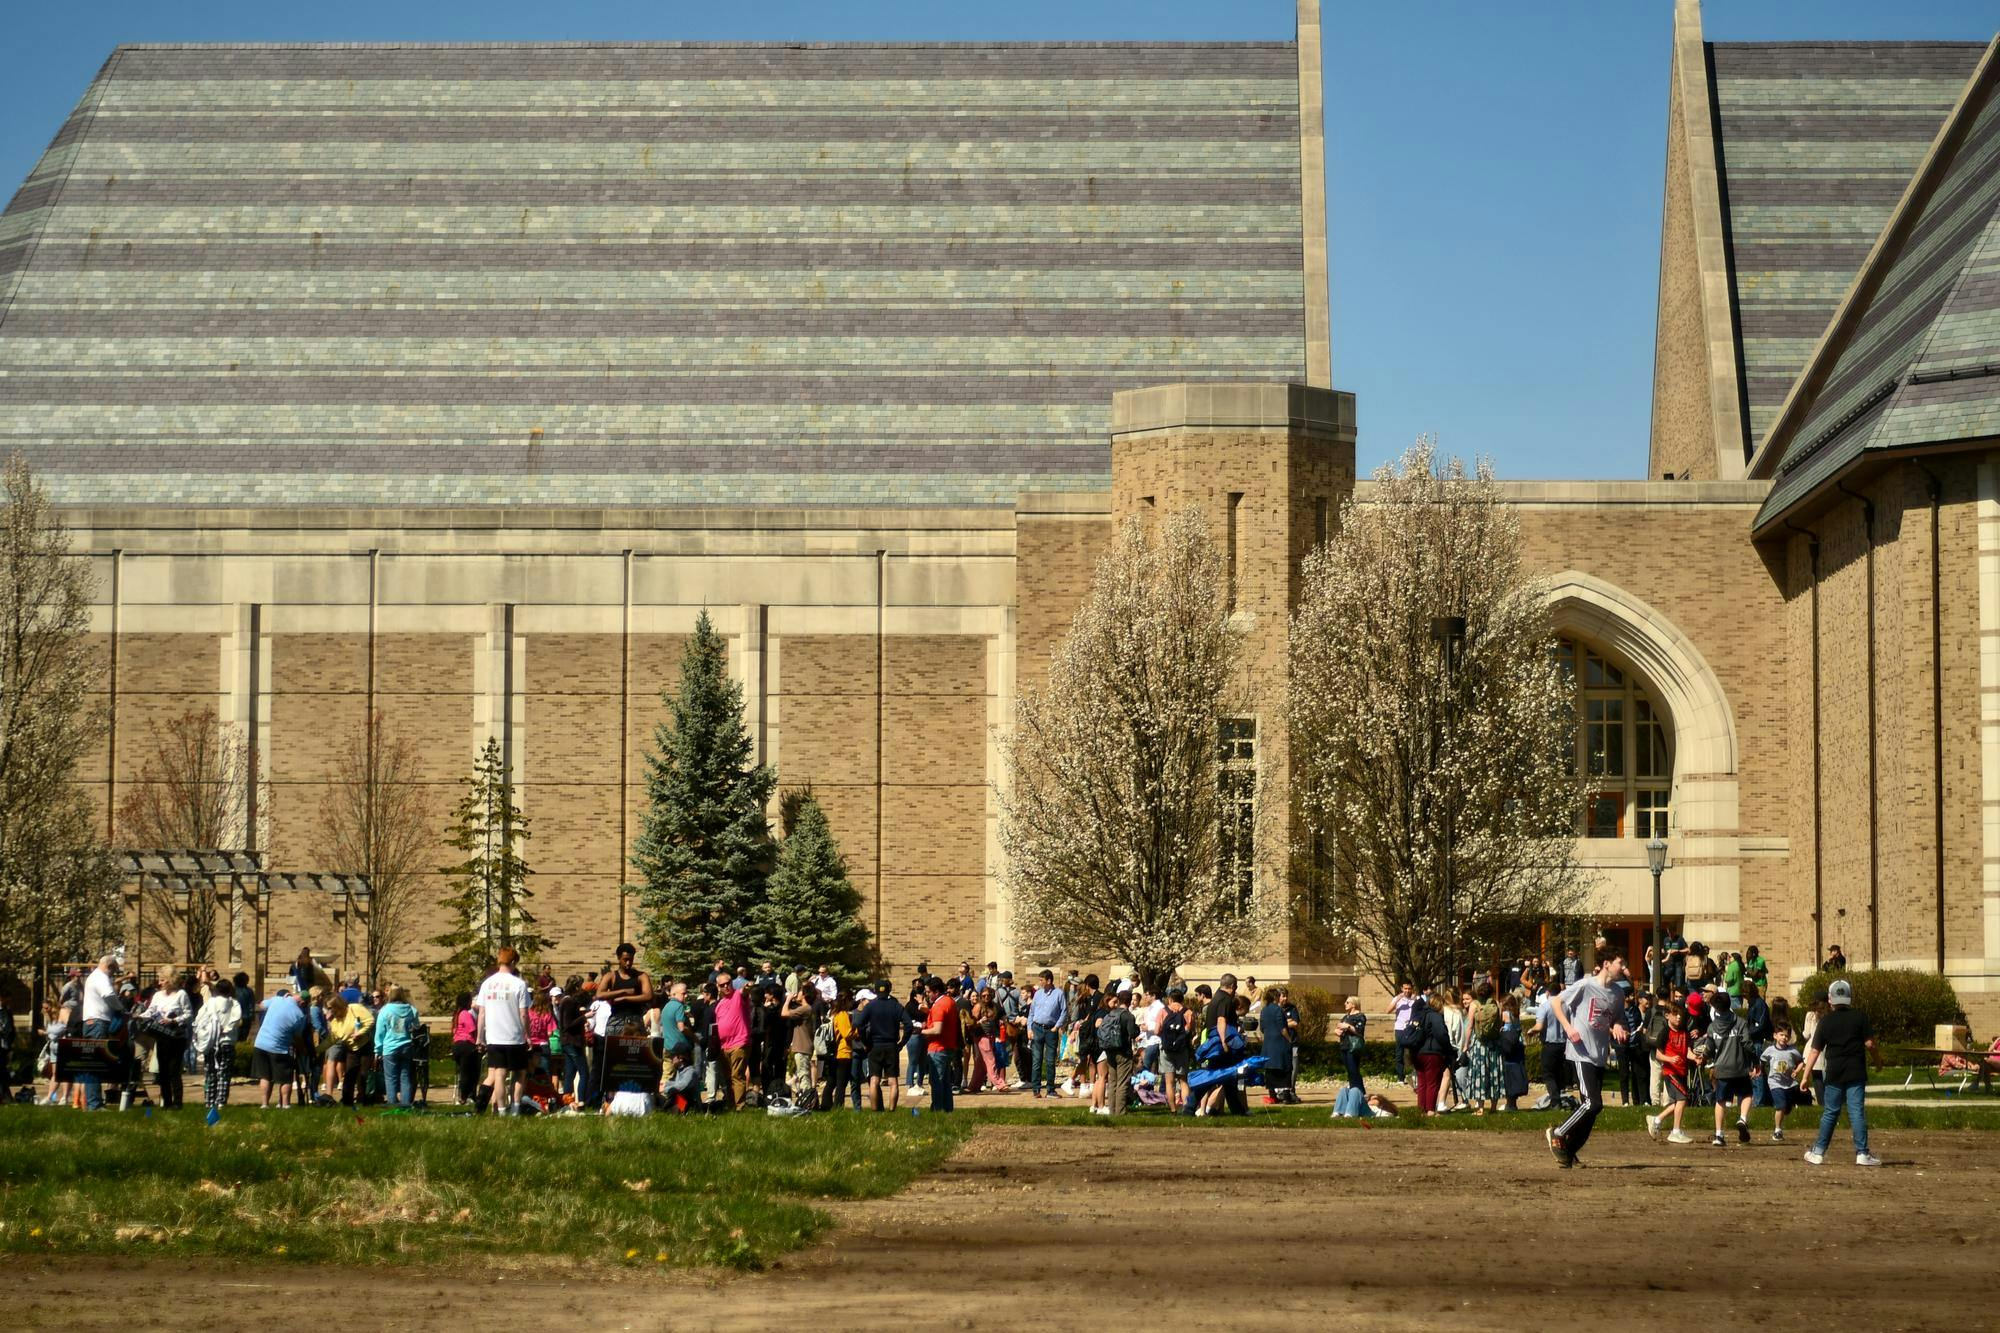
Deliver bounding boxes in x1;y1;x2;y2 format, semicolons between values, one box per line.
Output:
374;985;422;1109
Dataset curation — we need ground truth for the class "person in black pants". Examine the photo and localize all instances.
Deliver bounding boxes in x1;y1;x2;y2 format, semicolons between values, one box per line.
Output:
451;991;480;1106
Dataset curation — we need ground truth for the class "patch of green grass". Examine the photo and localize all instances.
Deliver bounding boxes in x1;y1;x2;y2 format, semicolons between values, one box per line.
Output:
0;1106;970;1272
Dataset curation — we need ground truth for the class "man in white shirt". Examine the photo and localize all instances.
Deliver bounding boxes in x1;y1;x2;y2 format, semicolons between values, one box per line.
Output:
474;947;532;1115
78;955;124;1110
813;965;838;1004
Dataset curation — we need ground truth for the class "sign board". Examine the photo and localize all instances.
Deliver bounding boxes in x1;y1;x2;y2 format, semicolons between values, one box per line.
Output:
600;1032;660;1086
56;1036;127;1080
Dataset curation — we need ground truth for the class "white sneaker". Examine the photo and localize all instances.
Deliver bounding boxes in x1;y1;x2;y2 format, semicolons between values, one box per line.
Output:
1804;1149;1824;1165
1856;1153;1882;1167
1645;1114;1661;1142
1772;1128;1785;1142
1667;1129;1693;1144
1089;1105;1110;1116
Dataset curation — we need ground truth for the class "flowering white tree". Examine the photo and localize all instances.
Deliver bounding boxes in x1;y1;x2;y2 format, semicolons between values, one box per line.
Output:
1289;439;1589;991
0;456;122;992
1001;509;1278;992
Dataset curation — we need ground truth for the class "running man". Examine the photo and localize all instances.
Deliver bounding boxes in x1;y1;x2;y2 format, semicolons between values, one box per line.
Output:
1546;948;1630;1168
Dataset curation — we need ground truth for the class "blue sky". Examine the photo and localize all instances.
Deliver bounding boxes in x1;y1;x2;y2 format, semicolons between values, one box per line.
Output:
3;1;1995;479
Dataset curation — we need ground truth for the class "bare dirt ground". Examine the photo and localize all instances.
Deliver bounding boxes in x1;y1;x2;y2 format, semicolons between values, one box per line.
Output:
17;1123;1994;1332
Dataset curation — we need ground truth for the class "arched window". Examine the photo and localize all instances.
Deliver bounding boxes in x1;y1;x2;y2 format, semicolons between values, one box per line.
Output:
1556;638;1672;839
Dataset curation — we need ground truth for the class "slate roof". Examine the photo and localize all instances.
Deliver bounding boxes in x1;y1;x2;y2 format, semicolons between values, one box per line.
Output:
1752;40;2000;528
1706;40;1988;455
0;43;1309;507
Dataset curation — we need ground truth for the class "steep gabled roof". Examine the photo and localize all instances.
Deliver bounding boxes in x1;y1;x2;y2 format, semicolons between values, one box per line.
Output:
0;41;1311;508
1751;37;2000;529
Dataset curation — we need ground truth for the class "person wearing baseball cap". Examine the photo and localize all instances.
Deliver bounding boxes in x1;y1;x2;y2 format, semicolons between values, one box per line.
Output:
1797;978;1882;1167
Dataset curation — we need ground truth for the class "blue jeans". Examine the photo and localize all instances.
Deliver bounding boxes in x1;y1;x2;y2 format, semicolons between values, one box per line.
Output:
906;1033;927;1087
928;1051;956;1112
1030;1023;1061;1095
1341;1045;1364;1090
850;1052;866;1109
1813;1080;1869;1157
562;1047;588;1105
381;1047;414;1108
80;1019;115;1109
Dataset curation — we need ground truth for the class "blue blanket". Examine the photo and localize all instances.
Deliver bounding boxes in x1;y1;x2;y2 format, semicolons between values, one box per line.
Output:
1185;1054;1266;1094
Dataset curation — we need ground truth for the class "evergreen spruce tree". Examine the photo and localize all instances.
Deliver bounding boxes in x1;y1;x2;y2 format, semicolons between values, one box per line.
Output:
754;790;873;980
631;610;777;978
420;736;547;1007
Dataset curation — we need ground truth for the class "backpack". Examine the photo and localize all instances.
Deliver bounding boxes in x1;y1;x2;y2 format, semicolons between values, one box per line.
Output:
1159;1006;1192;1058
1095;1008;1129;1056
1396;1020;1423;1050
1472;1002;1499;1042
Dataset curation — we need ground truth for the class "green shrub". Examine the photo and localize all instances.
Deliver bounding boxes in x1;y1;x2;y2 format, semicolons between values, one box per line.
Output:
1795;968;1962;1045
1289;986;1343;1050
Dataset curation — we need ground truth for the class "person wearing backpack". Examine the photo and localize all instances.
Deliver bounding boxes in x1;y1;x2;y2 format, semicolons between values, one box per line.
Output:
1698;989;1757;1147
1094;988;1139;1115
1461;982;1504;1115
1157;986;1194;1112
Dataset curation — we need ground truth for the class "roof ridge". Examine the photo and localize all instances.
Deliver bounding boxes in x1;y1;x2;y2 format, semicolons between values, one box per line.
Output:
107;40;1297;52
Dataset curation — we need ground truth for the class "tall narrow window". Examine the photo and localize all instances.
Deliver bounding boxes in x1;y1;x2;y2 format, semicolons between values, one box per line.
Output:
1226;491;1244;611
1313;496;1328;550
1561;638;1674;838
1218;717;1257;909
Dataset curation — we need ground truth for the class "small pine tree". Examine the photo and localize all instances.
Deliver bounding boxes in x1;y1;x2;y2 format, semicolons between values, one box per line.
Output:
632;610;778;979
754;791;873;981
419;736;548;1007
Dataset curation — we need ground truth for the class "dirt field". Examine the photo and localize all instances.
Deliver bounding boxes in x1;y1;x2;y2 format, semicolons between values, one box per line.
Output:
18;1123;1994;1331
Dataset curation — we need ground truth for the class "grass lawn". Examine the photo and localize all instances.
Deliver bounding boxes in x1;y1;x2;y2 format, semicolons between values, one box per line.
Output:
0;1107;970;1272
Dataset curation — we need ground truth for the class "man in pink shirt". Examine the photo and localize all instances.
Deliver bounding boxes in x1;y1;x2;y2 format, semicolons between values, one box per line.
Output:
715;981;751;1110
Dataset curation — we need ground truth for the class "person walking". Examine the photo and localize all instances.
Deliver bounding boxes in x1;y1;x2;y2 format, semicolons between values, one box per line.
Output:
192;975;241;1125
374;984;421;1110
77;955;123;1111
1545;948;1631;1168
1699;989;1757;1147
1027;968;1066;1098
1532;979;1570;1109
1798;978;1882;1167
1257;986;1292;1107
473;947;531;1115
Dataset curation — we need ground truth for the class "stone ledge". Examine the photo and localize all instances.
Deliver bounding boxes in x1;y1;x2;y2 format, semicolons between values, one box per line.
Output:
1110;382;1356;437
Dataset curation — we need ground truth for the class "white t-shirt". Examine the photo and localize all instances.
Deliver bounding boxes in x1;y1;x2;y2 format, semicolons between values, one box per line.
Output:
82;969;117;1024
814;972;838;1002
1141;999;1166;1049
475;970;530;1045
588;998;612;1037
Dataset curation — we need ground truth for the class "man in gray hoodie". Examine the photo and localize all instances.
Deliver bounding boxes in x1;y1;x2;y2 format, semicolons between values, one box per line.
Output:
1546;949;1631;1168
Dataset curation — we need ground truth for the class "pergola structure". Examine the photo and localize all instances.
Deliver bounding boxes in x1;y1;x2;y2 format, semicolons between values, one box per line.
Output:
120;851;371;985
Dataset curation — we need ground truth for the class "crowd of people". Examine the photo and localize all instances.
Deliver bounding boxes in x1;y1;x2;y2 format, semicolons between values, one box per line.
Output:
6;935;1973;1171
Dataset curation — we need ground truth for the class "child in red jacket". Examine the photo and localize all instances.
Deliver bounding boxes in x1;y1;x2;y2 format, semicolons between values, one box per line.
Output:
1645;1003;1694;1144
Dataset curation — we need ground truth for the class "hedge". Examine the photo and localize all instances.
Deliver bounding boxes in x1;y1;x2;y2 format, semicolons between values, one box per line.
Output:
1795;968;1962;1045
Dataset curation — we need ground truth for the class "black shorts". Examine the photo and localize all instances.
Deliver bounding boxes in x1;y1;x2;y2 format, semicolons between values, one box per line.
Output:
251;1048;294;1083
1715;1074;1754;1102
486;1043;528;1071
866;1045;898;1080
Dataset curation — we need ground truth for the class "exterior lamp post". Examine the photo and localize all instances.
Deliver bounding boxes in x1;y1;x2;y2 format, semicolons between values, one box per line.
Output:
1431;614;1467;987
1646;836;1670;994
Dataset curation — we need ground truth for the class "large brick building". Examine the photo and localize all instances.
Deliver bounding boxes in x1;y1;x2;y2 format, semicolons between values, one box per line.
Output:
2;1;1996;1021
